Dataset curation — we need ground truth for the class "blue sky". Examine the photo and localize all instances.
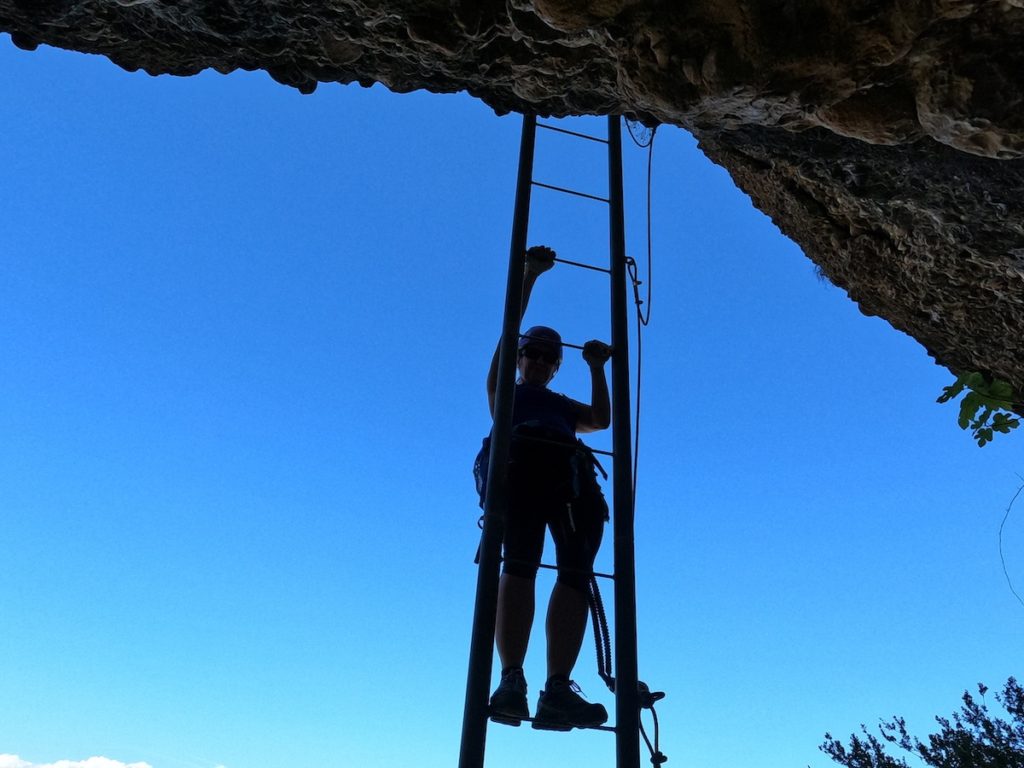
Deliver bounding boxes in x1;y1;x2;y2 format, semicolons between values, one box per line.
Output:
1;37;1021;768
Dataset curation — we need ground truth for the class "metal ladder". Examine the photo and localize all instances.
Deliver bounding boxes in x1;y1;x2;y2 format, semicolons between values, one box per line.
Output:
459;114;642;768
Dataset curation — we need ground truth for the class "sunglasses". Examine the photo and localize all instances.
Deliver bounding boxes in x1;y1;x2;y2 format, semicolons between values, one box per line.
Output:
520;346;559;364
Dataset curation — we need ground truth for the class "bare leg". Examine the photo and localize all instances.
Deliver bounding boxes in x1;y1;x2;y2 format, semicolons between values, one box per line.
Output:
545;582;589;679
495;573;535;670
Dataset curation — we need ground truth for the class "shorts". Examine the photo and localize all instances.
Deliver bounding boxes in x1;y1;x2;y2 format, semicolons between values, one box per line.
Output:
499;435;608;593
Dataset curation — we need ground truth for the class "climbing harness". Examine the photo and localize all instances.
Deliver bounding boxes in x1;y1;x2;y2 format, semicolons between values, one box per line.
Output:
473;426;608;510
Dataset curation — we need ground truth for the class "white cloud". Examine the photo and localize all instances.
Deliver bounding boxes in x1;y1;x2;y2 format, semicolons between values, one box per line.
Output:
0;757;152;768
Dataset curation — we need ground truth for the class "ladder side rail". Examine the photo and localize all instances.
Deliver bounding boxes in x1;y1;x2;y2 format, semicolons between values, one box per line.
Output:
607;115;642;768
458;113;538;768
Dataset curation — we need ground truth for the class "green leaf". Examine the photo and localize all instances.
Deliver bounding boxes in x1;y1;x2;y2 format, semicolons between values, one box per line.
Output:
974;407;995;431
965;372;987;390
992;415;1021;434
938;372;1019;446
988;381;1015;407
993;414;1008;431
937;380;966;404
959;395;981;429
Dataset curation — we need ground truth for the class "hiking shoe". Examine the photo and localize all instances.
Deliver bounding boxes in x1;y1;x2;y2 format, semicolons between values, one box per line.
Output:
489;667;529;726
532;678;608;731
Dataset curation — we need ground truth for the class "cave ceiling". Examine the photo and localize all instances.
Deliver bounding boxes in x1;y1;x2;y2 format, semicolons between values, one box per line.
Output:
3;0;1023;394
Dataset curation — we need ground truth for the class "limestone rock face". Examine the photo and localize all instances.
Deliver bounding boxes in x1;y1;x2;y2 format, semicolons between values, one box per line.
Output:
3;1;1023;391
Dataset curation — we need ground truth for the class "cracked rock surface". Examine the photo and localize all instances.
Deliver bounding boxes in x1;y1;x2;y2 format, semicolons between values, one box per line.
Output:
3;0;1023;391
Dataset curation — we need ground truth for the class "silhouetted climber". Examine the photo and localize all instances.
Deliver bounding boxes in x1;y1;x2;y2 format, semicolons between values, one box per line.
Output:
476;245;613;731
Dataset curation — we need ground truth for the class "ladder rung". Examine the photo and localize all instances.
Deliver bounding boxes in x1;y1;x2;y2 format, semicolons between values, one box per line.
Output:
503;557;616;581
531;180;610;204
537;122;610;144
502;715;616;733
554;256;611;275
518;332;586;352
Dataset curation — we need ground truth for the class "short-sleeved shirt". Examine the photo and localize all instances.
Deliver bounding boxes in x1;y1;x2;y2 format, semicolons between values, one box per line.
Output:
511;382;577;437
473;382;581;506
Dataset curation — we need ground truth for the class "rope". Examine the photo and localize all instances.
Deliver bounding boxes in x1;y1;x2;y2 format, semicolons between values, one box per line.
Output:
1000;477;1024;608
625;118;657;149
588;576;615;692
626;122;656;503
586;574;668;766
640;699;668;766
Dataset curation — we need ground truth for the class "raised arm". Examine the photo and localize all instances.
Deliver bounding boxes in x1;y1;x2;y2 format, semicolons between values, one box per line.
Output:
486;246;556;416
573;340;612;433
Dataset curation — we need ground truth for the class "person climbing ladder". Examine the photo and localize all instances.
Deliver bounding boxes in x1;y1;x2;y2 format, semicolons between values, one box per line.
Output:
476;244;613;730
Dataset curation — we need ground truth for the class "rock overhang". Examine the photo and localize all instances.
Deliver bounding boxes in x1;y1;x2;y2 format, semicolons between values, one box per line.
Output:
2;0;1023;395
